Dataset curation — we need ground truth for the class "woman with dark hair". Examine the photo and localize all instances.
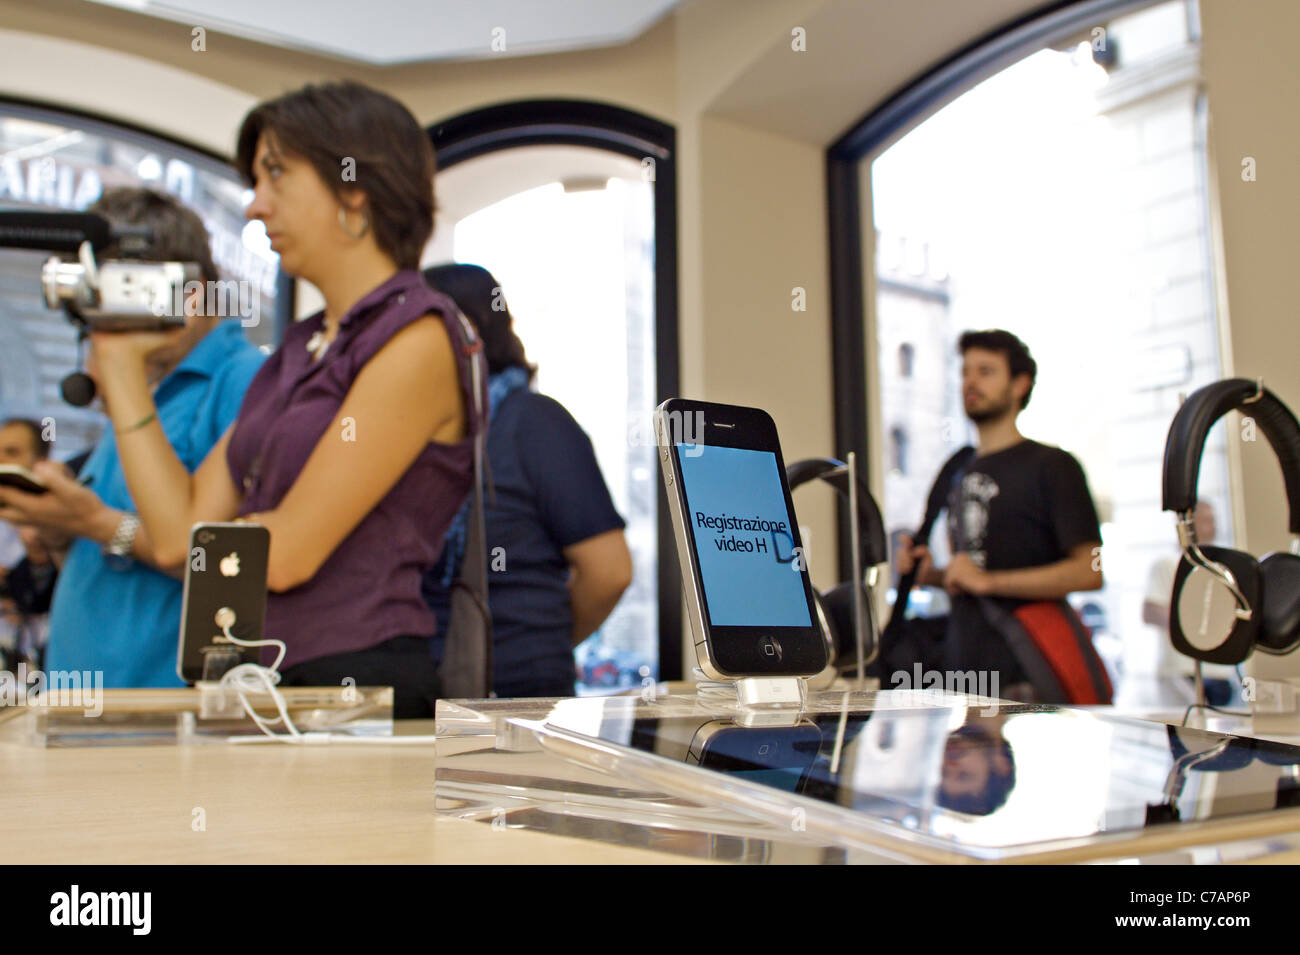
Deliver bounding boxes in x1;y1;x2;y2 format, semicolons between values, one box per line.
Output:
422;264;632;698
85;81;482;716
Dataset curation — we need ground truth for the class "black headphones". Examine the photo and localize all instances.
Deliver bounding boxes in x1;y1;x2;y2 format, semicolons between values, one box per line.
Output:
786;458;888;672
1161;378;1300;665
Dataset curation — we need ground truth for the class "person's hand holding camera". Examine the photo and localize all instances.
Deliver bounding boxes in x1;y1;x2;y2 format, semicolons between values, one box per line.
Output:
89;327;188;379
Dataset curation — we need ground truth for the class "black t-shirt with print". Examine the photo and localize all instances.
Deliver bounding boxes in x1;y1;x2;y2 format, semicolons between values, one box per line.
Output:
943;439;1101;679
946;439;1101;576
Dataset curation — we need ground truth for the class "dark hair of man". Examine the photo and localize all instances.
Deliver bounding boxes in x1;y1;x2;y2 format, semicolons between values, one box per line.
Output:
236;81;435;271
938;740;1018;816
423;263;535;380
0;418;52;459
958;328;1038;409
88;188;219;284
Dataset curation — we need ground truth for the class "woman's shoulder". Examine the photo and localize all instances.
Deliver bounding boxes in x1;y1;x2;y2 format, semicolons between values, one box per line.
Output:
421;286;462;325
387;278;462;340
354;294;457;368
353;274;459;343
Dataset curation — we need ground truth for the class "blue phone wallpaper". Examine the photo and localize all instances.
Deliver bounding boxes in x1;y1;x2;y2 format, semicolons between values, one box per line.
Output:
676;444;812;627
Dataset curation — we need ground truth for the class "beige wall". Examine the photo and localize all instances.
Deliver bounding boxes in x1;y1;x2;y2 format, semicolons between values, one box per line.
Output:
687;113;837;583
1199;0;1300;681
1200;0;1300;556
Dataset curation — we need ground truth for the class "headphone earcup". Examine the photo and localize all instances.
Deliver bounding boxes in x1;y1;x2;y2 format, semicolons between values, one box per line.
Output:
820;581;876;668
1259;552;1300;653
1169;545;1261;665
812;590;839;667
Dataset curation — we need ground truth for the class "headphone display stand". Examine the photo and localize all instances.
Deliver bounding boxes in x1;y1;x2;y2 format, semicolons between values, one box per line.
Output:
844;450;873;688
784;450;882;686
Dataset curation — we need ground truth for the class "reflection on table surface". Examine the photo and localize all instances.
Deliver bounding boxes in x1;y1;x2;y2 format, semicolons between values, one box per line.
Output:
435;688;1300;864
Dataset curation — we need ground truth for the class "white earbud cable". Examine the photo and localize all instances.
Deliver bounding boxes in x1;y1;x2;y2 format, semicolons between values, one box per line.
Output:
214;625;437;745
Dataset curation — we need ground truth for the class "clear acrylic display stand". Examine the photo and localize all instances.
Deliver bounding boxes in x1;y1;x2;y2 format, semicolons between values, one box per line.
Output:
693;672;808;726
433;684;1300;865
0;685;395;747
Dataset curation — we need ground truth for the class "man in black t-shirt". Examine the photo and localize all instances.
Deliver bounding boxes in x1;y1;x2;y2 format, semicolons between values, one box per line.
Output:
897;330;1103;695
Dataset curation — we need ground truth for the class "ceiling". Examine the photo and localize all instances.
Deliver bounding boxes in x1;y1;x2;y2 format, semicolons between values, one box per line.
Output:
82;0;682;65
708;0;1077;147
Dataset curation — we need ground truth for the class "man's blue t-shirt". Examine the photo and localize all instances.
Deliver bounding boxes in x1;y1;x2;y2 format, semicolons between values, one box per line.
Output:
424;391;625;697
44;321;264;687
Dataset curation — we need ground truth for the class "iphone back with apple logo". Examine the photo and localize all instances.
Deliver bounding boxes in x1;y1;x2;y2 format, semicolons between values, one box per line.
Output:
177;522;270;684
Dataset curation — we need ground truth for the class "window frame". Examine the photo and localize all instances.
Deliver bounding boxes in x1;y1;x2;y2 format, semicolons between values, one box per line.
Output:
824;0;1163;578
429;99;682;680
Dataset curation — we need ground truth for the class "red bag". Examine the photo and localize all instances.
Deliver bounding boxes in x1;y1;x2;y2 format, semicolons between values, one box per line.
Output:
980;597;1113;704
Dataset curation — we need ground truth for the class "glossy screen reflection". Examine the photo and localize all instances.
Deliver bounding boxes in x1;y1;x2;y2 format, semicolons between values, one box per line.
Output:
548;698;1300;851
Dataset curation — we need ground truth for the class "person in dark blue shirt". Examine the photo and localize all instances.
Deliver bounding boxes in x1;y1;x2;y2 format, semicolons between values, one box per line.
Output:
421;264;632;697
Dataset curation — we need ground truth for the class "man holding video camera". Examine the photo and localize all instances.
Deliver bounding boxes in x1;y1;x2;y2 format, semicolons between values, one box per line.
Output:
0;187;264;686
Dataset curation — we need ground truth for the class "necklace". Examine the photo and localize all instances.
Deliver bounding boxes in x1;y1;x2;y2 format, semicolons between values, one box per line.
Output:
306;322;333;360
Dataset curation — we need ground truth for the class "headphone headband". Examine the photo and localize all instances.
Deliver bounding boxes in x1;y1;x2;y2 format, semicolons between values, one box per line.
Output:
1162;378;1300;534
786;457;888;568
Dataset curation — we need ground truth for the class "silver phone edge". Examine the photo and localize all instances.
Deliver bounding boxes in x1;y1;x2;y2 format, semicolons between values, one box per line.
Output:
654;401;731;682
175;525;197;684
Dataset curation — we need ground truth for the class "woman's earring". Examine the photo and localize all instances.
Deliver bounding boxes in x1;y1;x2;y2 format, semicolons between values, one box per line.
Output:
338;206;370;240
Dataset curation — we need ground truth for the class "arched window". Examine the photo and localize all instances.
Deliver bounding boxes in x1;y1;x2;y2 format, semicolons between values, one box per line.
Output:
829;0;1225;704
429;101;679;686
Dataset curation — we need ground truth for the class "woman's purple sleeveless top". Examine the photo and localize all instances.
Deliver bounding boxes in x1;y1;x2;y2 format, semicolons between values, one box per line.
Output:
226;269;484;669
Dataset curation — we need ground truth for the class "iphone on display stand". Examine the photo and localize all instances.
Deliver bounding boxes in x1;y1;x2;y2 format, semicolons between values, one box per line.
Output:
177;522;270;685
655;398;829;684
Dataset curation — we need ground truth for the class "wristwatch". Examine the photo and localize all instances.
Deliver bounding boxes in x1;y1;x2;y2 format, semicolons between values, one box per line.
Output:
103;513;141;569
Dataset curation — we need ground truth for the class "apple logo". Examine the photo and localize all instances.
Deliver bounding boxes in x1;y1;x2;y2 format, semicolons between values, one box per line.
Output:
219;552;241;577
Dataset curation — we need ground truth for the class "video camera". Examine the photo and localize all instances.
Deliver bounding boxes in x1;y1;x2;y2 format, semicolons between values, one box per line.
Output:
0;209;200;332
0;209;209;405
